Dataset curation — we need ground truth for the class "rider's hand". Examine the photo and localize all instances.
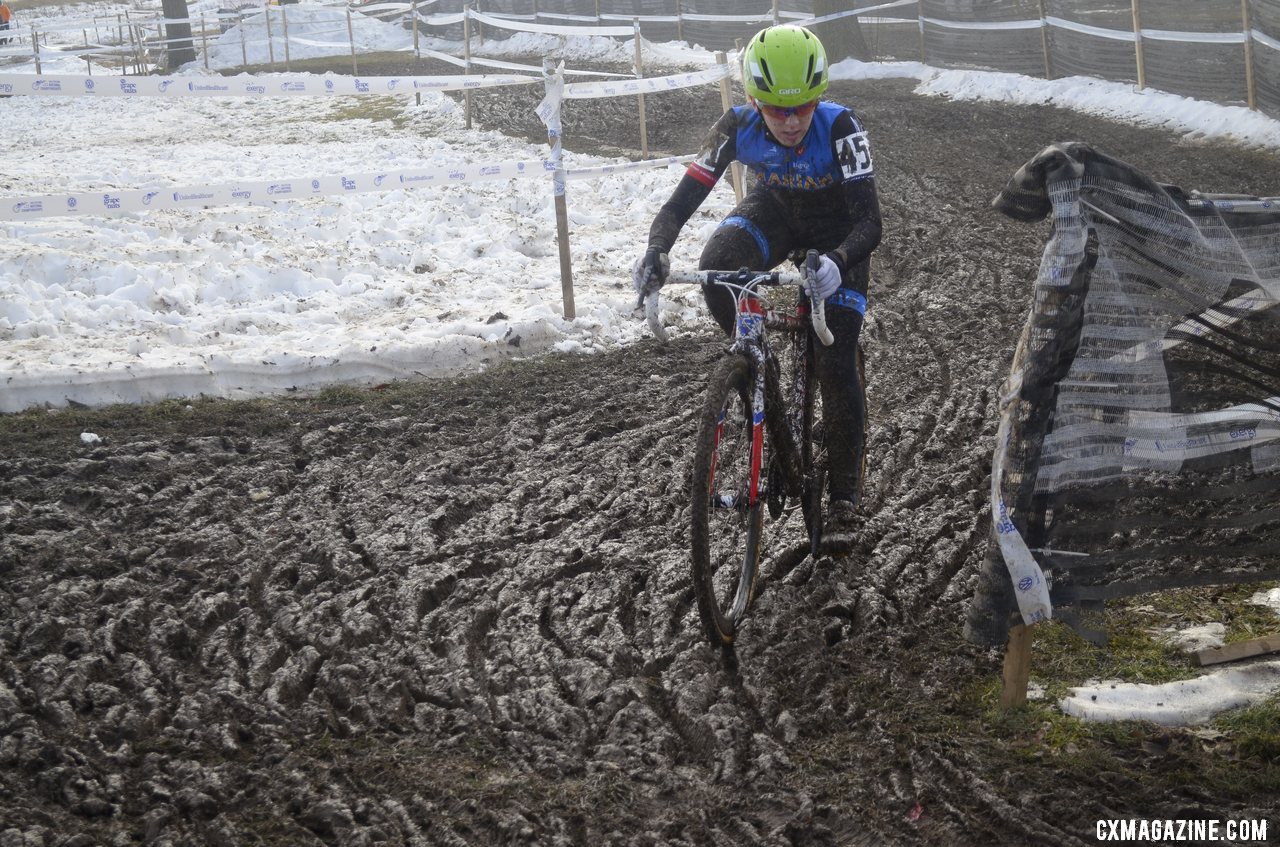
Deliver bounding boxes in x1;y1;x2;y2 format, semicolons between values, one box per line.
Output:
632;246;669;301
807;254;843;301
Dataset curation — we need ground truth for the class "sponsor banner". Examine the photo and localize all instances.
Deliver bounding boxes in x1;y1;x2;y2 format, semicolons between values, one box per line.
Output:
0;156;682;221
0;72;538;98
563;65;731;100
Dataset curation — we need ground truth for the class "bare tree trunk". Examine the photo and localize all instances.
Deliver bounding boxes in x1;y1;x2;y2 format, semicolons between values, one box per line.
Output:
810;0;872;61
161;0;196;69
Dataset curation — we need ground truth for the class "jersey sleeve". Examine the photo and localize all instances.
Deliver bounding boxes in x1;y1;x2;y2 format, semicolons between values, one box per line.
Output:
647;109;740;253
827;110;882;273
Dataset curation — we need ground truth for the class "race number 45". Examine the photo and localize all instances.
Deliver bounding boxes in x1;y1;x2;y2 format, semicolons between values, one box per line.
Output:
838;131;873;179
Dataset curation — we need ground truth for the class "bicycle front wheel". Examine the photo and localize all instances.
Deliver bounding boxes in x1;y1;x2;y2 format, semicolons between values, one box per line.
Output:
690;355;765;647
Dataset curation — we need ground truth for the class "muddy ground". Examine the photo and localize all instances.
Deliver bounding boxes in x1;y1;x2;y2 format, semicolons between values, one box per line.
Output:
3;59;1280;845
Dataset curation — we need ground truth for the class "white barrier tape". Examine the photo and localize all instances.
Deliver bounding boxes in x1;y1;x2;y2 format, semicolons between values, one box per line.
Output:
532;13;598;24
1;159;545;220
413;47;632;78
1045;16;1136;43
565;154;692;181
0;154;686;221
350;2;413;13
0;72;537;97
1252;28;1280;52
791;0;916;28
922;16;1041;31
563;65;729;99
469;9;633;37
599;14;681;24
992;412;1054;626
1141;28;1246;44
420;12;466;26
680;13;773;23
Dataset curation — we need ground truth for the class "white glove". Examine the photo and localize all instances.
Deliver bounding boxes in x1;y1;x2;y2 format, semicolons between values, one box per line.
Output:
808;254;843;300
631;247;670;300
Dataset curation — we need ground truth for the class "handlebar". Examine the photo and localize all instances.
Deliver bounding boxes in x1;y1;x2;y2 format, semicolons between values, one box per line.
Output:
641;250;834;347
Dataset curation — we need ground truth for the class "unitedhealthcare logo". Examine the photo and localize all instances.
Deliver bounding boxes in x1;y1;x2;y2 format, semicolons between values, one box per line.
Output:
13;201;43;213
267;183;293;195
281;82;306;92
32;80;62;92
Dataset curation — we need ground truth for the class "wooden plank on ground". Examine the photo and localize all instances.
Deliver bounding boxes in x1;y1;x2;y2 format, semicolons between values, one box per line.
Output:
1195;635;1280;667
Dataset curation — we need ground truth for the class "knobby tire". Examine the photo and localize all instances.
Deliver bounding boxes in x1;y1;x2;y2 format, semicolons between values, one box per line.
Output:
690;355;764;647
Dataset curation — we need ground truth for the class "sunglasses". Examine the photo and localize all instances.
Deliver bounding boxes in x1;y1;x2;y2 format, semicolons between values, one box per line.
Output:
757;99;818;120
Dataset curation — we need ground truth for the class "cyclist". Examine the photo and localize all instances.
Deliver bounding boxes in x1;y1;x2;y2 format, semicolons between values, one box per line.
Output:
633;23;882;546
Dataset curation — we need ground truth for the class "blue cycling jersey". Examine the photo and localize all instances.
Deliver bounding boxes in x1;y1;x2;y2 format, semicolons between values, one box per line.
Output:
687;102;874;194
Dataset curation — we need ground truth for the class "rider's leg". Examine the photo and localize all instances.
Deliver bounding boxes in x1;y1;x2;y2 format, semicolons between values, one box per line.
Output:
814;301;866;510
698;191;795;335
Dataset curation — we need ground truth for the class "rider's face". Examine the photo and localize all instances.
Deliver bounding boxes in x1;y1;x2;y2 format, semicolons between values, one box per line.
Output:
754;99;818;148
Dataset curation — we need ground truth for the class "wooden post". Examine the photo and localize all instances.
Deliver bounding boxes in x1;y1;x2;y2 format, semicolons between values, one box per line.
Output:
413;0;421;105
1242;0;1257;110
1038;0;1053;80
1000;621;1033;709
917;0;926;63
594;0;601;24
265;6;276;70
1131;0;1145;90
463;6;473;129
772;0;780;25
281;5;291;71
200;15;209;71
32;25;41;75
543;58;576;321
676;0;684;44
346;8;358;74
634;19;648;159
716;51;744;204
83;29;92;76
239;11;248;69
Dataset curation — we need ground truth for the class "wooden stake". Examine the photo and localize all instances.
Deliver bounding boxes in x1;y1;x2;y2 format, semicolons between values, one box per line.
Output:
634;19;648;159
200;15;209;71
1038;0;1053;80
716;51;744;204
1196;634;1280;667
917;0;926;63
265;7;276;70
239;11;247;70
83;29;92;76
676;0;683;44
543;58;575;321
1242;0;1257;110
1131;0;1145;90
346;8;357;74
281;5;290;71
772;0;780;26
463;6;473;129
413;0;421;105
999;621;1033;709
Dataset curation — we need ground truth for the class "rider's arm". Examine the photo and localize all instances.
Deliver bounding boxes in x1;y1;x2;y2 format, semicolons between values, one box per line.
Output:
825;111;883;277
647;109;741;253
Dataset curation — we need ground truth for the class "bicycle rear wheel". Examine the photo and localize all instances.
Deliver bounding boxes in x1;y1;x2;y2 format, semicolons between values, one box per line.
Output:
690;355;765;647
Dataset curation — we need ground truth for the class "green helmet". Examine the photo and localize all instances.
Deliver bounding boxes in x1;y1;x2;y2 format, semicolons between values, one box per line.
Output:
742;24;829;108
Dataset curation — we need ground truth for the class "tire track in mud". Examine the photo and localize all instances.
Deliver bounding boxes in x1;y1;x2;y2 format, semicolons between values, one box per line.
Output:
4;74;1280;845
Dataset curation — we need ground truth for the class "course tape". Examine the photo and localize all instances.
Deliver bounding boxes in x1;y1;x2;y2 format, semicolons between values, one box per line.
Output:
0;155;690;221
563;65;730;100
470;9;633;37
0;71;537;97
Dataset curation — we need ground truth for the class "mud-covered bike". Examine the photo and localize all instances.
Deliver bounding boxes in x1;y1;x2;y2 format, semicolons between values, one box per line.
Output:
643;250;867;647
